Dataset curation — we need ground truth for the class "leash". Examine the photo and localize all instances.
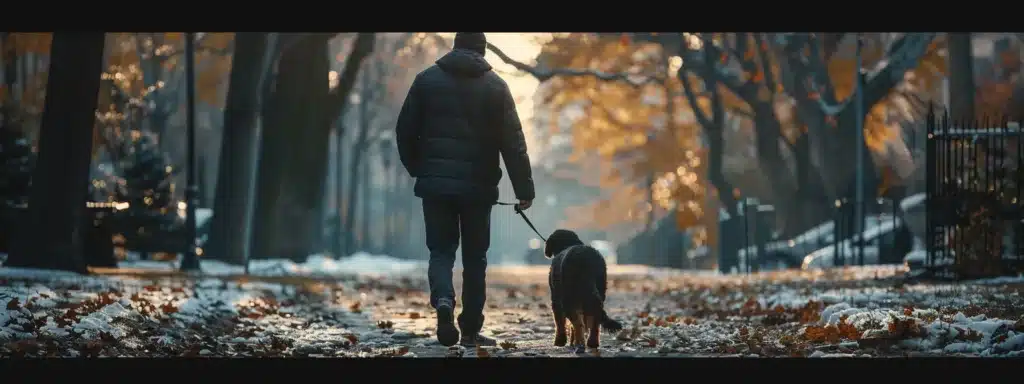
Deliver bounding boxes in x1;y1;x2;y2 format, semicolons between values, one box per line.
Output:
496;201;547;242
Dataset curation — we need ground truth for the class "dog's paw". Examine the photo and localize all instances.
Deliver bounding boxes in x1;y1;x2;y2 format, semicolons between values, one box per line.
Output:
554;336;567;347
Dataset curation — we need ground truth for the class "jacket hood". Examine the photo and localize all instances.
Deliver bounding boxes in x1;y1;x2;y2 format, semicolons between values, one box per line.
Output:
436;49;492;78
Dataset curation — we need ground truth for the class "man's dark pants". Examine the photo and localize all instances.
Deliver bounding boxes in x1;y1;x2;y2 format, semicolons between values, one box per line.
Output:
423;196;493;336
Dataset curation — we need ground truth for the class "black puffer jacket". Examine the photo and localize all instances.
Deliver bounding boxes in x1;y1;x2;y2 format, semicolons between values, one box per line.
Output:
396;48;535;203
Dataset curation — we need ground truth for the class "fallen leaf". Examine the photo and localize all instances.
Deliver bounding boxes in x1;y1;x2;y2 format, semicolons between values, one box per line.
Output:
408;312;421;319
499;340;517;350
476;346;490;358
644;337;657;347
344;334;359;344
6;298;19;310
349;301;362;313
160;302;179;314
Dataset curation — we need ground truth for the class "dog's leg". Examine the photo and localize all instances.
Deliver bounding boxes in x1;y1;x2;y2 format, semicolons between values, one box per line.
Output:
568;319;579;347
569;313;586;347
553;306;567;347
585;314;600;348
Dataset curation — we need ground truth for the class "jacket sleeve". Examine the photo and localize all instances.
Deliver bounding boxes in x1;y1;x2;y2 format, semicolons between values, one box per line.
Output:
396;75;424;177
495;81;535;201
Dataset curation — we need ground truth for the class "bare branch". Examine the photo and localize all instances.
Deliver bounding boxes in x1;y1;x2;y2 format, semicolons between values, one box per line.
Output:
486;42;663;87
821;33;846;61
783;33;936;121
754;33;778;98
324;33;376;121
805;34;839;107
678;68;713;129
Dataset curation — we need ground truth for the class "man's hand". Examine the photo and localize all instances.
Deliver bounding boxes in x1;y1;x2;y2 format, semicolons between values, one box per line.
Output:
517;199;533;211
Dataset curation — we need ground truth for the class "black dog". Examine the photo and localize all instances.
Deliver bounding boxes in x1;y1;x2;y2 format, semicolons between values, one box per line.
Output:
545;229;623;349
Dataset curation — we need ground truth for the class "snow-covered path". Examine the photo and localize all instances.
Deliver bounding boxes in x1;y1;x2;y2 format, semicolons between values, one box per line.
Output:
1;260;1023;358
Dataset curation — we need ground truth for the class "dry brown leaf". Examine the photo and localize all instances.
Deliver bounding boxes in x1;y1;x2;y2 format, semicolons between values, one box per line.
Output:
837;316;861;340
499;340;517;350
344;334;358;344
887;317;923;340
349;301;362;313
160;302;179;314
476;346;490;358
644;337;657;347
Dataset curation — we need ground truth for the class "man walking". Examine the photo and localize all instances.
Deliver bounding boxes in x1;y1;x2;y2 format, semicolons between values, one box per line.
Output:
396;32;535;347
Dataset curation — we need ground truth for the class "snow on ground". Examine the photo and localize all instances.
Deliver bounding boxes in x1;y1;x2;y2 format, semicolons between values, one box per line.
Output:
118;252;427;278
1;260;1023;357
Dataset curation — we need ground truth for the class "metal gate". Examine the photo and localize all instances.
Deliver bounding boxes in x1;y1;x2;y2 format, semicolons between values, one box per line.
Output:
925;109;1024;279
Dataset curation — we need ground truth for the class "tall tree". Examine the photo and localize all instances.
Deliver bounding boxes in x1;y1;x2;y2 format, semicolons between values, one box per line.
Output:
206;33;270;265
948;33;975;122
6;32;105;272
251;33;373;261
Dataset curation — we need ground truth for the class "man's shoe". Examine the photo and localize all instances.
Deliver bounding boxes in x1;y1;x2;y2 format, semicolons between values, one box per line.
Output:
435;301;459;347
459;333;498;347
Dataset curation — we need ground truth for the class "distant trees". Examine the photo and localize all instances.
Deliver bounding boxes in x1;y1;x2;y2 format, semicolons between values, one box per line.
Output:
491;32;945;251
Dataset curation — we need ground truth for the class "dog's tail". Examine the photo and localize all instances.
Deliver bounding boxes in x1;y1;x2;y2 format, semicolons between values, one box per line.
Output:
584;285;623;333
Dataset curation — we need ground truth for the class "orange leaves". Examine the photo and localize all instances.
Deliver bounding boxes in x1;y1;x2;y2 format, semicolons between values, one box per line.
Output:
238;297;280;319
887;317;923;339
4;33;52;55
796;301;824;324
750;70;764;84
976;79;1017;119
619;34;631;47
803;316;861;343
743;46;756;61
199;32;234;51
837;317;862;340
196;54;230;106
499;340;518;350
475;346;491;358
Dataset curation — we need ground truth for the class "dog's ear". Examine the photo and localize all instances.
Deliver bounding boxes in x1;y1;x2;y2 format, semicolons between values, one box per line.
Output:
543;239;555;259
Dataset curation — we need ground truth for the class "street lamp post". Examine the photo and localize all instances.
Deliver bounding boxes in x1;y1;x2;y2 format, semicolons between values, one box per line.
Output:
180;32;200;272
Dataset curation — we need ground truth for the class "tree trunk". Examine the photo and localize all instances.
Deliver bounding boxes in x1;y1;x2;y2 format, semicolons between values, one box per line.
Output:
332;122;346;257
343;144;365;254
251;36;330;261
6;33;104;272
359;155;372;251
2;34;17;112
206;32;268;265
948;33;975;122
384;156;398;255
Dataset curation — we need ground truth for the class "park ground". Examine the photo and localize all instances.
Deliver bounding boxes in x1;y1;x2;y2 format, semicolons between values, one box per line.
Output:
1;254;1023;358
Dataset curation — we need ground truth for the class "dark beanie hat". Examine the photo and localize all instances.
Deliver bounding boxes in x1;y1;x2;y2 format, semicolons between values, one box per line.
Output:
454;32;487;56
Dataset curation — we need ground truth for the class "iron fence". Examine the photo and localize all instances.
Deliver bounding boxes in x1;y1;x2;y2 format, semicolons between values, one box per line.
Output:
925;109;1024;280
831;198;910;267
